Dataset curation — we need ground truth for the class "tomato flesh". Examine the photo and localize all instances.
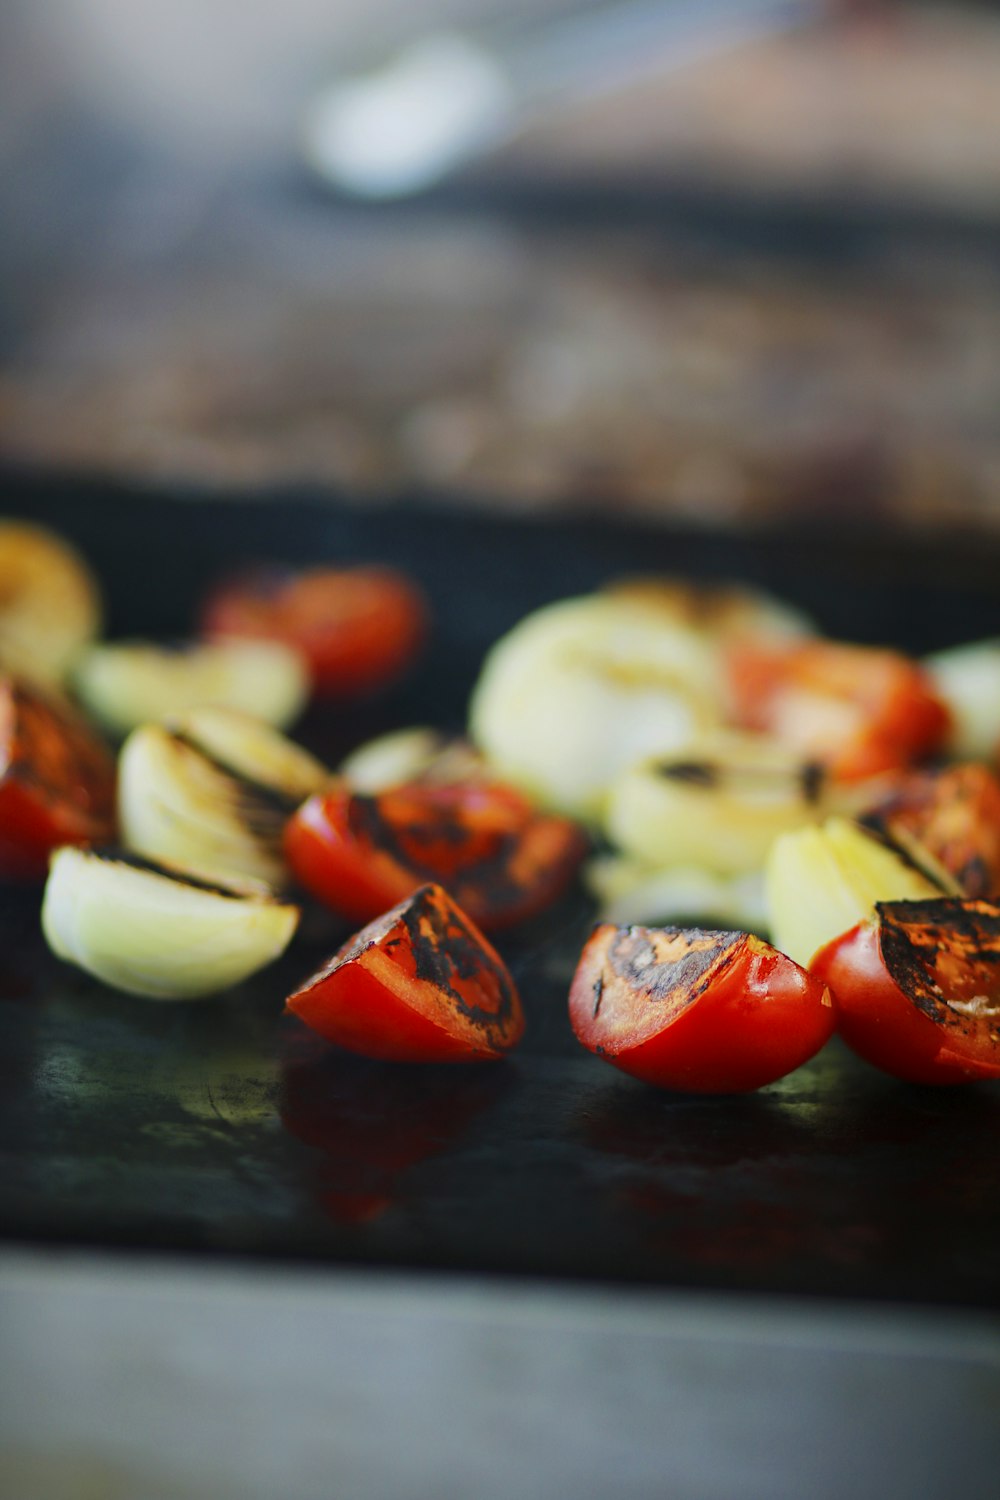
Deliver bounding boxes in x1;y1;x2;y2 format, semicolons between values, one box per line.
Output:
0;675;116;878
569;923;834;1093
201;565;427;697
726;639;950;781
812;897;1000;1084
285;883;524;1062
284;777;586;931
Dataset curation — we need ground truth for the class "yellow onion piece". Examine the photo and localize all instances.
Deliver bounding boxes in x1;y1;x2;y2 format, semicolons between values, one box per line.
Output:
764;816;942;968
339;726;485;792
605;730;835;878
924;639;1000;761
468;593;723;821
42;845;299;1000
73;638;309;736
0;521;101;684
586;852;768;931
173;705;329;804
118;714;326;888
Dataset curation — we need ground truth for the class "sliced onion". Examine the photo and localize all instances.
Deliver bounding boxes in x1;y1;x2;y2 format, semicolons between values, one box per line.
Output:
764;816;942;968
118;712;328;888
73;638;309;736
468;593;722;821
605;730;834;878
42;845;299;999
586;852;769;931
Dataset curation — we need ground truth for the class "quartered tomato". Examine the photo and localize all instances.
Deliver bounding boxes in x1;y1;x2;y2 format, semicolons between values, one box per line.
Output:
860;762;1000;898
569;922;834;1093
285;883;524;1063
284;776;586;931
726;638;950;782
812;897;1000;1085
0;674;116;879
201;564;428;698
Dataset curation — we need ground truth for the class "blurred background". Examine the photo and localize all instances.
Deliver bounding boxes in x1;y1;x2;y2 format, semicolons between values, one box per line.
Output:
1;0;998;529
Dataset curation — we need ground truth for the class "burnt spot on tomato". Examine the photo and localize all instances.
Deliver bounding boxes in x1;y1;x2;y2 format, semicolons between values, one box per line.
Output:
592;973;604;1018
877;897;1000;1040
347;783;583;928
862;764;1000;899
605;925;744;1013
399;885;520;1038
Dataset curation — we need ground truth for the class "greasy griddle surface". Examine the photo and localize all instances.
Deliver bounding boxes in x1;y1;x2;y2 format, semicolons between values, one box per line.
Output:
1;471;998;1309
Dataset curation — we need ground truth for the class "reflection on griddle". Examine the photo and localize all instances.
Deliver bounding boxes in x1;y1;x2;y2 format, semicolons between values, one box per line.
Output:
279;1035;509;1225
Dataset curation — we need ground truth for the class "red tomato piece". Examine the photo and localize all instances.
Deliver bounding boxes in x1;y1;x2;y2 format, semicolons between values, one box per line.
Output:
812;897;1000;1085
860;762;1000;898
284;777;586;932
569;923;834;1094
726;638;950;782
0;674;117;879
285;882;524;1062
201;564;428;698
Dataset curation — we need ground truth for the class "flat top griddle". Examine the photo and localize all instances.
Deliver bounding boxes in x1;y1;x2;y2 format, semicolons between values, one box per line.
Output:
2;468;999;1311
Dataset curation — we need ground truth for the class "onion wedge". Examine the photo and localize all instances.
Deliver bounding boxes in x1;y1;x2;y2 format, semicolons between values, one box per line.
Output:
73;638;309;736
469;593;722;821
118;709;329;888
42;846;299;999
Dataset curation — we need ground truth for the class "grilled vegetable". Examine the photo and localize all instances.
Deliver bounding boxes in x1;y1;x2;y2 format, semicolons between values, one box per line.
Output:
812;897;1000;1084
726;638;950;782
118;709;328;888
924;639;1000;762
339;727;484;793
0;521;101;684
0;673;116;879
201;563;428;698
605;731;833;879
764;816;945;969
73;638;309;736
858;762;1000;899
285;773;585;932
286;883;524;1062
469;592;722;821
569;922;834;1093
42;846;299;999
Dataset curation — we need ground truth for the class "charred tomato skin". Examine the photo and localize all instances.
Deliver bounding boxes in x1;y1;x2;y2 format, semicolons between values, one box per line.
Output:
284;778;586;932
201;564;428;698
812;897;1000;1085
285;883;524;1063
726;639;951;782
0;675;116;879
860;762;1000;899
569;922;834;1094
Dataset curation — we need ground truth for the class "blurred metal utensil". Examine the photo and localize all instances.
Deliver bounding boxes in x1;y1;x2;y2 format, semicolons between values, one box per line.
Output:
304;0;822;199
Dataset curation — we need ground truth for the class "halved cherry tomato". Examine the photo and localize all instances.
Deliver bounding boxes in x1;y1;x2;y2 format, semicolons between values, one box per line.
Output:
726;638;950;782
568;922;834;1093
284;776;586;931
860;762;1000;898
285;883;524;1063
811;896;1000;1085
0;674;116;879
201;564;428;698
